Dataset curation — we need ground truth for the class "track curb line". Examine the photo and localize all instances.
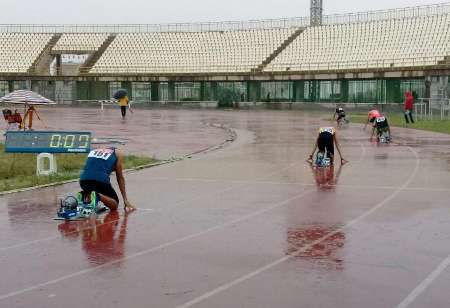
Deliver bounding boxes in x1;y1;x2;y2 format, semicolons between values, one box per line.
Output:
0;123;236;196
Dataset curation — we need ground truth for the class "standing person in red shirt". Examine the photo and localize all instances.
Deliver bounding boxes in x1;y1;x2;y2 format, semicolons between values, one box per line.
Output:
404;91;415;124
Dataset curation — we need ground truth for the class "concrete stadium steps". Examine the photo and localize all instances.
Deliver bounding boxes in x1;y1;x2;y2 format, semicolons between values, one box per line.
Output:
0;3;450;76
265;13;450;72
28;33;62;75
89;29;294;74
256;27;305;72
80;34;117;74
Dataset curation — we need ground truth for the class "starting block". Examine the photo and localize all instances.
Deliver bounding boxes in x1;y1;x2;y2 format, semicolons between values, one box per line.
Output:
55;195;108;221
315;152;331;167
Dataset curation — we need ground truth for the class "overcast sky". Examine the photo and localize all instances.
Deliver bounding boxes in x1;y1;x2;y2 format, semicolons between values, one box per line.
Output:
1;0;445;24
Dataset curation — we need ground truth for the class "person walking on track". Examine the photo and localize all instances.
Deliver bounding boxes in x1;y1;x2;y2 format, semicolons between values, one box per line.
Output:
118;95;129;118
113;89;130;119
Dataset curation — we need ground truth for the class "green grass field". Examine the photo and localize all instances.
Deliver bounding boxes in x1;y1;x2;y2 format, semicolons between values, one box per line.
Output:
349;113;450;135
0;144;157;192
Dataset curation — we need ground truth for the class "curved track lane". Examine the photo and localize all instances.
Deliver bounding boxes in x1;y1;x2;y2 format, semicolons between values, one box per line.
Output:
1;109;450;308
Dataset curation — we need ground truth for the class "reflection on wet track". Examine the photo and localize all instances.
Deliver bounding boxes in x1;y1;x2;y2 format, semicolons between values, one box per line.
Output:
1;109;450;308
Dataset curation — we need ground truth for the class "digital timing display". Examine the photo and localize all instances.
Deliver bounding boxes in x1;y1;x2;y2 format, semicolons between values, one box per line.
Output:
5;131;91;153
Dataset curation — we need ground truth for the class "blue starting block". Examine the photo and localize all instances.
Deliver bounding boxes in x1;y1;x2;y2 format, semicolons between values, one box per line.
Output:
315;152;331;167
55;195;107;221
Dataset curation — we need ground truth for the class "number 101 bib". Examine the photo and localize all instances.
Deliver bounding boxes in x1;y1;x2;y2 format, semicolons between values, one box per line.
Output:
88;148;114;160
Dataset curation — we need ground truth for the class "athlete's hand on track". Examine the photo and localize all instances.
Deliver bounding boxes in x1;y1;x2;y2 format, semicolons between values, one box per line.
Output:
306;155;313;163
124;200;136;212
341;158;348;165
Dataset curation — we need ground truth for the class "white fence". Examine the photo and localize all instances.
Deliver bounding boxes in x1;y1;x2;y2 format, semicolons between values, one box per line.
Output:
93;100;218;109
417;98;450;120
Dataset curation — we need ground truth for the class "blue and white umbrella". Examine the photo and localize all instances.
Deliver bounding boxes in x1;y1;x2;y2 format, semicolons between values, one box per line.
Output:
0;90;55;130
0;90;55;105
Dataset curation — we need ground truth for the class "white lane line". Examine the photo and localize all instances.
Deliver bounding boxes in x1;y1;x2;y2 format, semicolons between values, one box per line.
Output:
176;146;421;308
396;254;450;308
0;139;364;252
0;136;367;296
0;189;315;301
138;178;450;193
143;141;370;189
352;141;367;167
0;159;301;252
0;183;241;252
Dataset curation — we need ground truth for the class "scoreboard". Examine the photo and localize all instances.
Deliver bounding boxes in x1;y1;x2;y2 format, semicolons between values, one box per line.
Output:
5;131;91;153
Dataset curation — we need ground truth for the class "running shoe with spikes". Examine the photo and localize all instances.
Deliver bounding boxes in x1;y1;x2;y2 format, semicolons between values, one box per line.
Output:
76;191;84;206
81;191;98;214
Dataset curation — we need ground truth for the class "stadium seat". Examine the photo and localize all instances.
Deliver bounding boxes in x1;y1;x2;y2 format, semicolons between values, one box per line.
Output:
90;29;297;74
52;33;109;53
266;13;450;72
0;33;52;72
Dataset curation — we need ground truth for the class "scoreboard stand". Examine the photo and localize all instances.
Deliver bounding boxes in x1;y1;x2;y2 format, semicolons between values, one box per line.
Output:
36;153;57;176
4;131;92;177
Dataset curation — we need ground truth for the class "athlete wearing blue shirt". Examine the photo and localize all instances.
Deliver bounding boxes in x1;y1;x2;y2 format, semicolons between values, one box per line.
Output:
79;147;135;211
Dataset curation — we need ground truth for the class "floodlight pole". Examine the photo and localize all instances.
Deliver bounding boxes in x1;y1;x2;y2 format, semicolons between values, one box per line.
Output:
311;0;323;26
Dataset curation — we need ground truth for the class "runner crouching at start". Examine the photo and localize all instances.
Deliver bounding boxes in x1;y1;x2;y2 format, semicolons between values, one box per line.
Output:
333;107;347;124
364;109;381;130
308;127;348;165
78;147;135;212
371;115;391;142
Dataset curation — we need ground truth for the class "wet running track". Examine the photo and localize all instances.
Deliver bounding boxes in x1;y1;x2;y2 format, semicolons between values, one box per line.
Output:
1;108;450;308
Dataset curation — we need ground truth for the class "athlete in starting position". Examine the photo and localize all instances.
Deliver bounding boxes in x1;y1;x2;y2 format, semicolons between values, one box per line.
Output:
364;109;381;130
308;127;347;165
371;115;391;142
79;147;135;211
333;107;347;124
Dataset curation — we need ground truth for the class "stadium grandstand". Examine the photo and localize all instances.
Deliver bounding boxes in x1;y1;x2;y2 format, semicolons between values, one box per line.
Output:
0;2;448;106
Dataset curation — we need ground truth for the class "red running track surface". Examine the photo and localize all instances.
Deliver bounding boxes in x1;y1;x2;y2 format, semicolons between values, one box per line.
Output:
1;108;450;308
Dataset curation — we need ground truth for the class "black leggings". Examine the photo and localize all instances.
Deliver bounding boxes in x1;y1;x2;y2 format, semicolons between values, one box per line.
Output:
317;132;334;159
404;110;414;123
337;114;345;121
121;106;127;117
80;180;119;204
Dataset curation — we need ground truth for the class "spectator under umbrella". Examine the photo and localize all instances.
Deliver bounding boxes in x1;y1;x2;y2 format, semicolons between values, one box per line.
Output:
113;89;130;118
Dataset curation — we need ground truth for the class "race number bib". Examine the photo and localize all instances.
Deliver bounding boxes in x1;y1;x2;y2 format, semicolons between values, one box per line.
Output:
319;127;335;135
88;148;114;160
376;117;386;123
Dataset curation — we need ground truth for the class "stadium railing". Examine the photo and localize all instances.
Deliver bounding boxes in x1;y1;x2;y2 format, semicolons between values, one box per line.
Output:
82;64;259;74
0;2;448;33
78;55;448;74
264;56;448;72
322;2;450;25
74;100;219;109
0;54;444;75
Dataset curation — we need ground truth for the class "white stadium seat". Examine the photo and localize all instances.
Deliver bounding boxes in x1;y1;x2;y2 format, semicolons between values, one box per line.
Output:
53;33;109;52
1;6;449;74
90;29;297;74
0;33;52;72
265;13;450;72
